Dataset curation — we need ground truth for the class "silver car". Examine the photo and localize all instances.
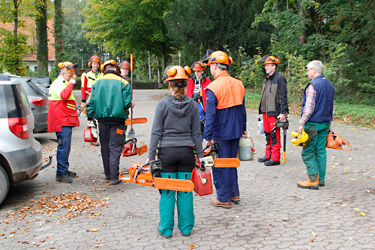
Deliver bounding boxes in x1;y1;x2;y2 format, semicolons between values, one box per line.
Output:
20;77;49;133
0;74;46;205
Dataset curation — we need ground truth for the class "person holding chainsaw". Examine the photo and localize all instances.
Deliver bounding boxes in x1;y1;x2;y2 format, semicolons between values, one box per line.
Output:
48;62;80;183
120;60;130;80
81;55;103;146
147;65;203;238
204;50;247;209
297;60;335;189
258;55;289;166
86;60;133;185
187;61;211;139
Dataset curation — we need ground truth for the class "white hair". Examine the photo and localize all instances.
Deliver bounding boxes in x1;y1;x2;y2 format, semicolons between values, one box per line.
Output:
60;68;69;75
306;60;324;74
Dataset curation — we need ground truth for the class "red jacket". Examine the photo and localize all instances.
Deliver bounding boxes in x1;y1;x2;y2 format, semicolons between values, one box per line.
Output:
48;76;80;132
187;76;211;111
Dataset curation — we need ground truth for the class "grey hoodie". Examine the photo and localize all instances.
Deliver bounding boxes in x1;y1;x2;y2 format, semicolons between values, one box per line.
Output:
148;94;203;160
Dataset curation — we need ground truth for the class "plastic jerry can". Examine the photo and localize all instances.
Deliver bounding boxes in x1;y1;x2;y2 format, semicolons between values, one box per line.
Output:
239;136;255;161
84;127;97;142
191;166;213;196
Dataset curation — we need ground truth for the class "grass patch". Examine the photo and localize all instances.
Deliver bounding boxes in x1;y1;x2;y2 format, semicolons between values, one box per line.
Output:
245;91;375;127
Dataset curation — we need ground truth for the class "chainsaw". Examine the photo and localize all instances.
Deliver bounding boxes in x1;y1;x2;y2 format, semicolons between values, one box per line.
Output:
119;160;195;192
122;138;148;157
200;143;241;168
326;131;352;151
291;125;317;146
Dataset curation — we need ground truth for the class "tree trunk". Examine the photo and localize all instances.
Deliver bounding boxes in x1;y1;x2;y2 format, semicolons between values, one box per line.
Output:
54;0;64;63
36;0;48;76
298;1;306;44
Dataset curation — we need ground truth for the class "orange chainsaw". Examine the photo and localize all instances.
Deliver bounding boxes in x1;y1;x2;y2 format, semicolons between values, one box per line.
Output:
122;138;148;157
200;143;241;168
326;132;352;151
119;160;195;192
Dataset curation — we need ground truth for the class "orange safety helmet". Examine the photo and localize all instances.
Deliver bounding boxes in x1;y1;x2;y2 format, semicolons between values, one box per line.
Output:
88;54;101;68
262;55;280;65
120;61;130;69
58;61;78;76
192;61;205;71
101;59;119;72
164;65;191;82
206;51;233;66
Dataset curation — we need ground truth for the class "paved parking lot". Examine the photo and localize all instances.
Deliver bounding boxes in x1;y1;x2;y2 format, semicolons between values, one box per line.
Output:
0;89;374;249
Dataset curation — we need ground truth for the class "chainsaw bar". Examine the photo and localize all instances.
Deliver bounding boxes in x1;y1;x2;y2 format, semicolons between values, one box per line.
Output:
125;117;148;126
154;178;194;192
202;156;241;168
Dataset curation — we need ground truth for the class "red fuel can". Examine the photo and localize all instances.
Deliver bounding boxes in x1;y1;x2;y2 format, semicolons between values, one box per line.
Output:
84;127;97;142
191;167;213;196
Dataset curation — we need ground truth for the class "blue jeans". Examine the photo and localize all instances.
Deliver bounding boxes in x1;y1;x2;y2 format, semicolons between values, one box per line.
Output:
212;139;240;203
55;126;73;175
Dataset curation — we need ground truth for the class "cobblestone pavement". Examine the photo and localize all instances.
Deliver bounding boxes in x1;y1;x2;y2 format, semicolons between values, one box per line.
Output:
0;89;374;250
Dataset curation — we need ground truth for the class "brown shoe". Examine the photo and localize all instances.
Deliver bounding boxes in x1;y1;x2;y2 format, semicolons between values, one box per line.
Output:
231;196;241;204
297;176;319;190
210;198;232;209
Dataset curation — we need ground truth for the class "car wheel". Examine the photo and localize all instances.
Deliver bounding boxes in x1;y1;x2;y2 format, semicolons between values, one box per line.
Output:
0;166;9;205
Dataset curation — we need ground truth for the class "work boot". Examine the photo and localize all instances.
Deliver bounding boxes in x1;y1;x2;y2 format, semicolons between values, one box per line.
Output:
264;159;280;166
258;156;269;163
210;198;232;209
297;175;319;190
231;196;241;204
56;173;73;183
67;170;77;178
319;182;325;187
109;180;122;185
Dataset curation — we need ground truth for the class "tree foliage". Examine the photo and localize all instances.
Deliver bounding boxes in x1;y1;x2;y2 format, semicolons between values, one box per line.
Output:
84;0;174;71
254;0;375;103
165;0;272;66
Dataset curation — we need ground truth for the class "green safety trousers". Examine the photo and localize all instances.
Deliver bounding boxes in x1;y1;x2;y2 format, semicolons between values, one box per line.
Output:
302;121;330;182
158;172;194;237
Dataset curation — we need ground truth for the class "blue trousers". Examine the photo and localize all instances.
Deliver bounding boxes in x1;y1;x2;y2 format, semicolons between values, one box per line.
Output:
55;126;73;175
212;139;240;203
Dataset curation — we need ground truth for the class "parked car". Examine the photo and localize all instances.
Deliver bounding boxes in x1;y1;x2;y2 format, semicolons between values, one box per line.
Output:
12;76;49;133
0;74;49;205
30;76;51;95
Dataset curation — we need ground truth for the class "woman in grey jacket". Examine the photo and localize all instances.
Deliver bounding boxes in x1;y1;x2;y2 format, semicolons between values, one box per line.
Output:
147;65;204;238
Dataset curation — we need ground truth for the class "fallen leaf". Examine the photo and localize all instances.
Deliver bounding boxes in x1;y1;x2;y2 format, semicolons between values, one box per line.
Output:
265;222;271;226
368;227;372;230
360;212;366;217
103;198;110;200
90;228;99;232
344;170;348;174
189;245;194;249
268;214;273;216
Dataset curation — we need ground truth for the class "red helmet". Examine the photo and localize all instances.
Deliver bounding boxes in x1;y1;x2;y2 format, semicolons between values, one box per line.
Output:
58;61;78;76
120;61;130;69
100;59;119;73
88;55;101;68
206;51;233;66
193;62;205;71
263;55;280;65
165;65;191;82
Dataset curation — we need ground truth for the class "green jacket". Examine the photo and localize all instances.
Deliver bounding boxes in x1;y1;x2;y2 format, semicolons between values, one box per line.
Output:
86;71;132;121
